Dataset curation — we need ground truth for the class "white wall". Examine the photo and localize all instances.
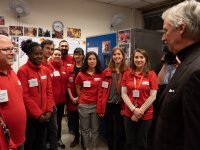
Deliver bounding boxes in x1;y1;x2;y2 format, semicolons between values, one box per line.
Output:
0;0;143;40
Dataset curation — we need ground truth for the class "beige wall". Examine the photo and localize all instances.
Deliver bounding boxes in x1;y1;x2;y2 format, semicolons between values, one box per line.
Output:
0;0;143;40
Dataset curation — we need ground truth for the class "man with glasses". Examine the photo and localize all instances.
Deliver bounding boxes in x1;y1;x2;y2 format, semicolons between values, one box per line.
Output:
0;35;26;150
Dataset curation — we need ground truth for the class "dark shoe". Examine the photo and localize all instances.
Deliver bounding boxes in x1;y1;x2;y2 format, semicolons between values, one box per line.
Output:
70;138;79;148
57;139;65;149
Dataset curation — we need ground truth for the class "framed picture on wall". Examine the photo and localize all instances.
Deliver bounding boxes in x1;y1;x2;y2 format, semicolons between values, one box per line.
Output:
102;41;111;54
67;27;81;38
119;43;130;58
0;16;5;25
24;27;37;37
0;27;8;36
9;26;23;36
118;29;131;44
38;27;51;37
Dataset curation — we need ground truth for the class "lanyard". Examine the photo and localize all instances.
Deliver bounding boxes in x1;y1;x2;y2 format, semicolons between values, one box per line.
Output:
134;75;143;90
114;73;122;94
0;112;10;144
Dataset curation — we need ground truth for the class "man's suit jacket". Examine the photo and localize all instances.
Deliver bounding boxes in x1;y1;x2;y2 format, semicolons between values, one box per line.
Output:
154;41;200;150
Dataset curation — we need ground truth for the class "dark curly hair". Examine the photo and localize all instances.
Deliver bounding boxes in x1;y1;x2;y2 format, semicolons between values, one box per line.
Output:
21;39;40;55
81;51;102;74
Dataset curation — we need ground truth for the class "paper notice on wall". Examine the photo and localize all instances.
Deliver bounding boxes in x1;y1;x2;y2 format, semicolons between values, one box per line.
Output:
87;47;98;55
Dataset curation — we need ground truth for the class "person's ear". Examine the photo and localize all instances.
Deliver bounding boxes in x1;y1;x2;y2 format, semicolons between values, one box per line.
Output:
179;23;186;35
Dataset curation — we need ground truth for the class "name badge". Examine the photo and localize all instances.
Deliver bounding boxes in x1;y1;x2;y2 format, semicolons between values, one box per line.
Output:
53;71;60;77
18;80;21;85
83;81;91;87
94;78;101;81
0;90;8;103
142;81;149;85
28;78;38;87
69;77;74;83
102;81;109;88
67;64;72;67
41;75;47;80
132;90;140;98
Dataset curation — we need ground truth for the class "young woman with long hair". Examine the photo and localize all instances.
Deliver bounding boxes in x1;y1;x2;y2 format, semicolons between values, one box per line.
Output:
97;46;127;150
75;51;102;150
121;49;158;150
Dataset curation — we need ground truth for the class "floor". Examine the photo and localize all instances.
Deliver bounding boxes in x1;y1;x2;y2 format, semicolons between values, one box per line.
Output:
61;117;108;150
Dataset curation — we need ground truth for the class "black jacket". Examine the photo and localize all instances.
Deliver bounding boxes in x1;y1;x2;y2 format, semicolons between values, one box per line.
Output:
153;41;200;150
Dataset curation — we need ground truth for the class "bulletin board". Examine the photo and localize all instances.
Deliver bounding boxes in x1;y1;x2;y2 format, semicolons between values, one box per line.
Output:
86;33;117;69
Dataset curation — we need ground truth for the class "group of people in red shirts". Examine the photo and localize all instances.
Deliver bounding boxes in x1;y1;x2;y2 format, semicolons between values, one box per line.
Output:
0;35;158;150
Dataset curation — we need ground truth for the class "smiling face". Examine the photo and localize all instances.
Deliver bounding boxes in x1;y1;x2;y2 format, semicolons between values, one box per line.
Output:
112;49;123;65
28;45;43;66
0;35;14;69
133;51;146;71
59;41;69;56
74;52;84;63
52;50;61;63
43;44;54;59
87;54;97;69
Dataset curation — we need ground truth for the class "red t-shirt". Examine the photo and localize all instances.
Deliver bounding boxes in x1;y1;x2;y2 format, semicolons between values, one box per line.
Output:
122;70;158;120
62;55;73;68
0;69;26;146
75;72;102;104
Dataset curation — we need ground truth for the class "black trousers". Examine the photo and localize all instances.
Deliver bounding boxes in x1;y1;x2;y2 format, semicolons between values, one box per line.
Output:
24;117;47;150
68;110;80;139
124;116;152;150
47;106;58;150
56;103;65;140
104;103;125;150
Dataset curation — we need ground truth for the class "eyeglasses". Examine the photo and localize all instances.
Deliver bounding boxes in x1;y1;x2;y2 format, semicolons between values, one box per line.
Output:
0;47;15;53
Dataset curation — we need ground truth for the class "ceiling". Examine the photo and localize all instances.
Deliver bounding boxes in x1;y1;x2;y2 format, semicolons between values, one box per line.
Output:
90;0;182;11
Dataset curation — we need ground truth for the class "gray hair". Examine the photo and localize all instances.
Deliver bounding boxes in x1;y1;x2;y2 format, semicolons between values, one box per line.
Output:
162;0;200;37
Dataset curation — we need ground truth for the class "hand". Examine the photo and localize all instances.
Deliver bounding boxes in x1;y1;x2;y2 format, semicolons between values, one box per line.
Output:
45;112;51;122
131;114;139;122
120;110;124;116
38;115;46;123
72;97;79;104
133;108;144;119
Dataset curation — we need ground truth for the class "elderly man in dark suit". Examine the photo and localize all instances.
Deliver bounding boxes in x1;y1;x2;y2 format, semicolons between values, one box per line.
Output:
153;0;200;150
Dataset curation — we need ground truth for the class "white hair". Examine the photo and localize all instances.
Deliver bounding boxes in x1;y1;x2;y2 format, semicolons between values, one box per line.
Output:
162;0;200;37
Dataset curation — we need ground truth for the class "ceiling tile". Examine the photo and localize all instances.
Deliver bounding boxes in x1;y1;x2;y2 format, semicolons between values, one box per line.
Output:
94;0;116;2
145;0;167;3
111;0;150;8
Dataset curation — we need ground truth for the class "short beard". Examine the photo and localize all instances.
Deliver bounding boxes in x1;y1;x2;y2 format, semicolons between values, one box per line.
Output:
61;50;68;56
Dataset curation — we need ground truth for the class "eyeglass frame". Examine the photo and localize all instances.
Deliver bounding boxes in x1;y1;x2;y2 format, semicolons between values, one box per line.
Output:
0;47;15;53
